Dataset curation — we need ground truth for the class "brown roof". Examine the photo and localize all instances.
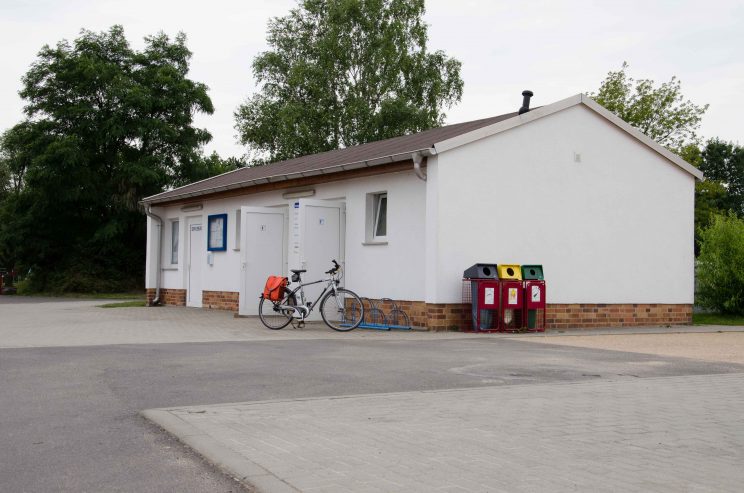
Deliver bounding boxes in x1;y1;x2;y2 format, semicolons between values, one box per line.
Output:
143;111;519;204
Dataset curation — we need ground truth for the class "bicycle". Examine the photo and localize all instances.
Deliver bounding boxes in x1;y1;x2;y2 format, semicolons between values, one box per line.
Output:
258;260;364;331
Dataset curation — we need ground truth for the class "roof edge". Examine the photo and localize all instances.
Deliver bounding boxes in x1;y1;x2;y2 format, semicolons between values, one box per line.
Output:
433;93;703;181
141;148;433;205
579;94;703;180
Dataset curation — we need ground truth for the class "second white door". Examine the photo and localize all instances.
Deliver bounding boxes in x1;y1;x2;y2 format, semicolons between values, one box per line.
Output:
299;199;344;317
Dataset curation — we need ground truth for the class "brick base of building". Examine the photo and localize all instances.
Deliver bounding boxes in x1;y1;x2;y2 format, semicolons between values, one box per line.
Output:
363;299;692;331
146;288;186;306
145;291;692;331
546;303;693;329
202;290;240;311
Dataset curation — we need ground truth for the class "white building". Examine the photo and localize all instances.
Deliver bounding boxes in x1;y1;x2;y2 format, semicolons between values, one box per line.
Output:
142;94;702;330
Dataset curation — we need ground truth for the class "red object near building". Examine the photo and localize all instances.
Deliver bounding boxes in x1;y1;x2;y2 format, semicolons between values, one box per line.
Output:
524;280;547;332
499;280;524;331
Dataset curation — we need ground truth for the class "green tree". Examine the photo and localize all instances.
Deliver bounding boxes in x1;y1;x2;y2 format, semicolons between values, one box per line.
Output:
683;139;744;254
235;0;463;163
696;213;744;314
700;138;744;215
591;62;708;150
0;25;215;291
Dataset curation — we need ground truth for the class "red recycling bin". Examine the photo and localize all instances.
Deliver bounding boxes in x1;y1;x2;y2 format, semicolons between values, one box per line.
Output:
524;280;546;332
499;280;523;331
474;280;500;331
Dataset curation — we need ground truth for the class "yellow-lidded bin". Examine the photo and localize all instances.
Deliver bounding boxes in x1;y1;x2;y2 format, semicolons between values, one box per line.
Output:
497;264;522;280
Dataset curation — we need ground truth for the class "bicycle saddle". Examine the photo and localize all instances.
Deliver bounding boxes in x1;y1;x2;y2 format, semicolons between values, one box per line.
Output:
290;269;307;274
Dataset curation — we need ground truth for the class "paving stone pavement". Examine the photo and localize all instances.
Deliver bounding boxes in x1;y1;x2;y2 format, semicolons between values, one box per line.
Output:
146;372;744;493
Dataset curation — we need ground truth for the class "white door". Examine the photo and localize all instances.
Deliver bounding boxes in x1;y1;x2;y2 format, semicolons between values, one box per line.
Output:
298;199;345;317
239;206;288;315
187;221;203;307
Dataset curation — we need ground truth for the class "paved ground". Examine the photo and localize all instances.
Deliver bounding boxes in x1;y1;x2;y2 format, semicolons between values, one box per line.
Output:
149;373;744;493
515;331;744;364
0;297;466;348
2;297;744;492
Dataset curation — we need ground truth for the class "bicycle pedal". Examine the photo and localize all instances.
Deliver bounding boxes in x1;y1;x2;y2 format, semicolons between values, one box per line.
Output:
297;321;305;329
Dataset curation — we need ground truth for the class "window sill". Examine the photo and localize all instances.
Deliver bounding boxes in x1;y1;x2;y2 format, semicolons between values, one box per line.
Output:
362;241;388;246
161;267;179;271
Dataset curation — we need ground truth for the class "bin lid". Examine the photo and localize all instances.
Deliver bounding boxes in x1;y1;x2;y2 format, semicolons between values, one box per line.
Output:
463;263;498;279
497;264;522;280
521;264;544;280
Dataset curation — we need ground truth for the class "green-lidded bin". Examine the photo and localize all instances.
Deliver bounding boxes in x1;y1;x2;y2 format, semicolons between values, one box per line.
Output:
521;265;544;280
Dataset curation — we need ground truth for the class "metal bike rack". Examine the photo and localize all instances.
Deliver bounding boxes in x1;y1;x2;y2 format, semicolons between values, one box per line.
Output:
358;298;412;331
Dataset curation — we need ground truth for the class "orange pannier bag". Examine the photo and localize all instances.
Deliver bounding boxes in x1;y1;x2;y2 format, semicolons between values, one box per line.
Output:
263;276;288;301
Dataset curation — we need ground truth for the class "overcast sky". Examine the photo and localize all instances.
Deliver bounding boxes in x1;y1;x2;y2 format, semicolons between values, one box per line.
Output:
1;0;742;159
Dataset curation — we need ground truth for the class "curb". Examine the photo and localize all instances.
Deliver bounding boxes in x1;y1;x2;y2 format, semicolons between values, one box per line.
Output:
141;409;300;493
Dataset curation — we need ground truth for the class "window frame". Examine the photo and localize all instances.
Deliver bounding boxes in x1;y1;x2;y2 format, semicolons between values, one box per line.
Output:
207;213;228;252
372;192;387;241
170;219;179;265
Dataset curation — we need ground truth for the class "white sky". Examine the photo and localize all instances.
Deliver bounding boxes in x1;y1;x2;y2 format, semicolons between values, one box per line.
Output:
1;0;742;159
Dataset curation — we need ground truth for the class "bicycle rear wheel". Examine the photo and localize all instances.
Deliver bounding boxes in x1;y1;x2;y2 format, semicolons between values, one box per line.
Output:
320;288;364;331
258;294;296;330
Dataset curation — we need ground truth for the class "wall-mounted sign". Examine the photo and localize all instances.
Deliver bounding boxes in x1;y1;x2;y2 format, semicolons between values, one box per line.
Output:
207;214;227;251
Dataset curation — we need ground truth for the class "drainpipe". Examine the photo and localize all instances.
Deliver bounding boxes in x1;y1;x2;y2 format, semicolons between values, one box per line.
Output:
144;204;163;306
412;149;436;181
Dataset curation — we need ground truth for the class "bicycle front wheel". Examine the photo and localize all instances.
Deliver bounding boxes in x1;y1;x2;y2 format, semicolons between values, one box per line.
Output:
320;288;364;331
258;294;296;330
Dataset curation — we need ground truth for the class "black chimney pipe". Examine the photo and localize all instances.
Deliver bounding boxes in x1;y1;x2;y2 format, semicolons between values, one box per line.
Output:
519;90;534;115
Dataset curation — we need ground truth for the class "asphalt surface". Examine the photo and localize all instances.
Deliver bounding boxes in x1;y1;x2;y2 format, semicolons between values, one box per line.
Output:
2;298;744;492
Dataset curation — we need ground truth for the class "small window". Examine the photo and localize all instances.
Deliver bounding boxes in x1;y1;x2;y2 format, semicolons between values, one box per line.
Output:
207;214;227;251
373;193;387;239
233;209;241;251
170;220;179;264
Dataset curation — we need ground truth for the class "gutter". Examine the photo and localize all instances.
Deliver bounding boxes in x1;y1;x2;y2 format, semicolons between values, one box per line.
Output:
144;204;163;306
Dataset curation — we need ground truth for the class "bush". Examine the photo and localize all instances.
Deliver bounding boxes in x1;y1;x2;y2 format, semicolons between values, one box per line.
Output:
14;278;32;295
696;213;744;314
14;263;142;295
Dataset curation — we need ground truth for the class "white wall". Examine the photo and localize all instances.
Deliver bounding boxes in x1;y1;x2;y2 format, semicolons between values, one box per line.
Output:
432;104;696;304
145;169;427;302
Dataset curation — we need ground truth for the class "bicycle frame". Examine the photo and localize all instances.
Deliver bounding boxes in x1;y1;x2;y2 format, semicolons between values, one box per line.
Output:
279;274;341;319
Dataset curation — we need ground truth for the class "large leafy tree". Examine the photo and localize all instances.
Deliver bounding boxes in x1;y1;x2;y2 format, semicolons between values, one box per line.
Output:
700;138;744;216
591;62;708;150
678;139;744;253
236;0;464;163
0;26;216;291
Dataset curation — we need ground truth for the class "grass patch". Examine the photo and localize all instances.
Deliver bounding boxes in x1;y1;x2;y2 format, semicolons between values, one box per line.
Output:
98;300;147;308
693;312;744;326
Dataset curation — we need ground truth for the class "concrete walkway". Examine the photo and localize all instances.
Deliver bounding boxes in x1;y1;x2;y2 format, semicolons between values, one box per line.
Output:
0;297;466;348
1;296;739;349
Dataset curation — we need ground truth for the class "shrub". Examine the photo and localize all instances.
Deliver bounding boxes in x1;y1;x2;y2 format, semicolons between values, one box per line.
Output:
696;213;744;314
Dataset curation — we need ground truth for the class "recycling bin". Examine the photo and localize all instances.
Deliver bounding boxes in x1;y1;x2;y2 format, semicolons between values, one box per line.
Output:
463;263;499;331
499;279;524;331
522;265;546;331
